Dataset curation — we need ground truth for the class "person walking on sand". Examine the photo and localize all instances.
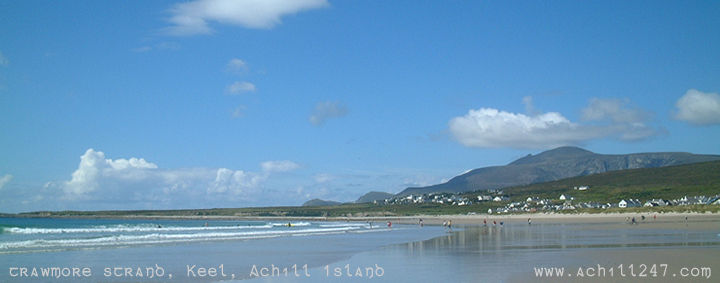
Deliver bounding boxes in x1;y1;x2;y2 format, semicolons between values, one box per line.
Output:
631;217;636;225
528;218;532;225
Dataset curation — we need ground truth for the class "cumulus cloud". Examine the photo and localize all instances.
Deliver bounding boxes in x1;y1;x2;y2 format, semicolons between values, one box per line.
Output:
63;149;157;196
674;89;720;125
226;81;256;94
51;149;298;207
0;174;12;189
309;101;348;125
164;0;329;36
449;97;659;149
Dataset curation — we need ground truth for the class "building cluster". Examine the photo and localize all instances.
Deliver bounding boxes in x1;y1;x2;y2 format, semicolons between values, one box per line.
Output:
490;192;720;214
376;185;720;214
380;192;473;206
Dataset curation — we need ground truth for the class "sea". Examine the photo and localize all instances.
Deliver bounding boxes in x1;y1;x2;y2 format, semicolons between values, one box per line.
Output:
1;216;719;282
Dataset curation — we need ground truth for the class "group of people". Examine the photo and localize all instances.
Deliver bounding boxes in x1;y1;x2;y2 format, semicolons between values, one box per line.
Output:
626;214;658;224
481;218;507;227
442;220;453;230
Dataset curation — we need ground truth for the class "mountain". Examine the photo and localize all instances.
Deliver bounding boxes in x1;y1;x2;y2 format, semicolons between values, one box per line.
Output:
355;191;394;203
398;146;720;196
302;199;342;206
499;160;720;202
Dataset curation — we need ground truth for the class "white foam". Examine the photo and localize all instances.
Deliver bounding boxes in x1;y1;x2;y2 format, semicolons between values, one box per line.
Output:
271;222;311;227
3;224;273;234
319;223;370;228
0;226;362;251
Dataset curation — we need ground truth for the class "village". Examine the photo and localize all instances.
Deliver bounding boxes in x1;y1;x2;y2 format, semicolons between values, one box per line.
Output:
379;186;720;214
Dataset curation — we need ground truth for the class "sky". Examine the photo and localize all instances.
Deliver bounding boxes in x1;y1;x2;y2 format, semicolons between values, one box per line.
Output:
1;0;719;213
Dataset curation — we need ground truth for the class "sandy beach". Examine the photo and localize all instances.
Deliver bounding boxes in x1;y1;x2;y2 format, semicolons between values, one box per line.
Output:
223;212;720;226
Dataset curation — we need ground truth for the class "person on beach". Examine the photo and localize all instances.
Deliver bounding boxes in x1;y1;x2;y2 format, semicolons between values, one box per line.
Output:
483;219;487;226
641;215;645;221
528;218;531;225
447;220;453;231
419;218;424;227
631;217;636;225
653;214;657;221
387;221;392;228
368;221;373;229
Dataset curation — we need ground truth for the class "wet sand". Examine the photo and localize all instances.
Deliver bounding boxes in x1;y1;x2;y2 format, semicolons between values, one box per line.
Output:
250;214;720;282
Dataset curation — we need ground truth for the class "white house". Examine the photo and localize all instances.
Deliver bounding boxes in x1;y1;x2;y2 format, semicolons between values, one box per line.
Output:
477;195;492;201
644;199;668;207
619;199;641;208
493;196;509;202
559;194;574;201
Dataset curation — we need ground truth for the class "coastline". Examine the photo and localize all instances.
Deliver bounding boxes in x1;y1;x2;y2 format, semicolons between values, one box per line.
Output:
4;211;717;225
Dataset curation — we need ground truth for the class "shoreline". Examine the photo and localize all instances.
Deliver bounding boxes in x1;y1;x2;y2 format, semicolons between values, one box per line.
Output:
3;211;717;225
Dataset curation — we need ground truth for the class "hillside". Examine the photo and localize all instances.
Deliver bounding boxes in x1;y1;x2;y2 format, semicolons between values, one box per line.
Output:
302;199;342;207
356;191;394;203
489;160;720;203
399;146;720;196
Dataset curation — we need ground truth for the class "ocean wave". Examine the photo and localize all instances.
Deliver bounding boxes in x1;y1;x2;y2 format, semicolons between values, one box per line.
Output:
2;224;273;235
0;226;362;251
319;223;370;228
270;222;311;227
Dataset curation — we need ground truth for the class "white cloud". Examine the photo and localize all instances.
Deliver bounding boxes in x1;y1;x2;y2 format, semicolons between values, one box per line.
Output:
227;58;248;73
261;160;300;173
164;0;329;36
208;168;264;194
0;51;8;66
0;174;12;189
63;149;158;196
309;101;348;125
449;97;659;149
52;149;298;207
226;81;256;94
674;89;720;125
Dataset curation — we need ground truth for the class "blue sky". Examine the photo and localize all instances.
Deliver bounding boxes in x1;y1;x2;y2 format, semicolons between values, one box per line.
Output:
1;0;719;212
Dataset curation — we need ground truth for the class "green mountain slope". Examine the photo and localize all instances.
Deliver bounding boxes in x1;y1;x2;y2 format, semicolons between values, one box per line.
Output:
494;160;720;203
400;146;720;196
